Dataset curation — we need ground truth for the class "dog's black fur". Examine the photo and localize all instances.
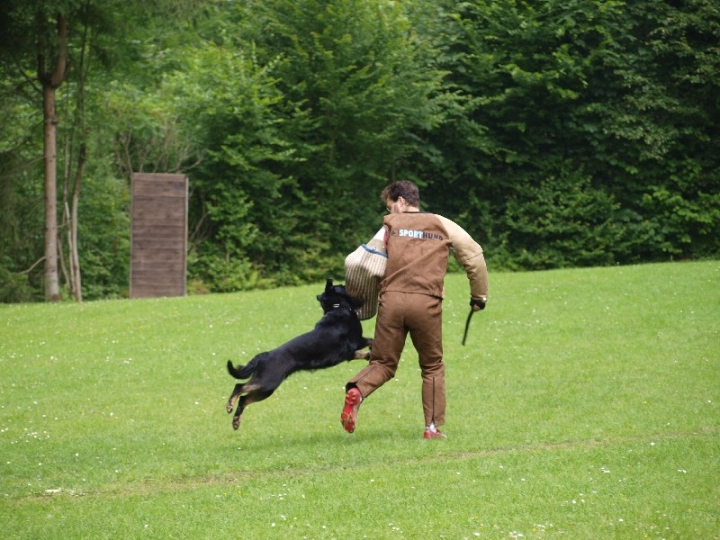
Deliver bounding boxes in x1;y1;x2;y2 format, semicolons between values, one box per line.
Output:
226;279;373;430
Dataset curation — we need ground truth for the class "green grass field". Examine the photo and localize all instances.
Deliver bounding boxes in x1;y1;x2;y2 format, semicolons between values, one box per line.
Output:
1;261;718;539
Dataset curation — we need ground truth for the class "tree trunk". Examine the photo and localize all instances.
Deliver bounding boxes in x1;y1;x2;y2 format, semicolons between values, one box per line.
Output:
43;83;61;301
69;144;85;302
61;10;91;303
39;13;68;302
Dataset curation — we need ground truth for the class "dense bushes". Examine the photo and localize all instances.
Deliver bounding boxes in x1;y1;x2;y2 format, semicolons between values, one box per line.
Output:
0;0;718;301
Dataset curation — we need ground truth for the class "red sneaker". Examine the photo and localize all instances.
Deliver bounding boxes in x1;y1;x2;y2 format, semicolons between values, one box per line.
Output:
423;428;447;439
341;388;362;433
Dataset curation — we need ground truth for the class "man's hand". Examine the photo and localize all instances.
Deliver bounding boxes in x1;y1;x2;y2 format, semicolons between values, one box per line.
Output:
470;298;486;311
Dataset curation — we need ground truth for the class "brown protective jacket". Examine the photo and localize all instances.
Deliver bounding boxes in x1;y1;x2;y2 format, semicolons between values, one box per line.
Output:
380;212;489;301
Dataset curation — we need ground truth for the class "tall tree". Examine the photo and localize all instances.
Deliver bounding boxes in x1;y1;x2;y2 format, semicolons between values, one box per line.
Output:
1;2;70;300
38;13;69;301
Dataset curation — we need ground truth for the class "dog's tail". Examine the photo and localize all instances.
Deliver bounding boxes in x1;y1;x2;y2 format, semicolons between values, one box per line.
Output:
226;353;264;380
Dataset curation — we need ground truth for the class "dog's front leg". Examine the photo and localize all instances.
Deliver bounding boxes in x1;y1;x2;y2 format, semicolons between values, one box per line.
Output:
353;350;371;360
352;338;373;360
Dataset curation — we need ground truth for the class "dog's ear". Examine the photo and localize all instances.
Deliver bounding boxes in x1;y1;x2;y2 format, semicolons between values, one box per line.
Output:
325;278;334;292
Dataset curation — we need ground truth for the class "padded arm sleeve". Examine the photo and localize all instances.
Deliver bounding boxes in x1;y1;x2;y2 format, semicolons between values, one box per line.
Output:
436;215;489;300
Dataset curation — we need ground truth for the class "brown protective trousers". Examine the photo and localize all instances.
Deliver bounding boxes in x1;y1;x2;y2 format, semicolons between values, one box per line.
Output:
346;291;445;427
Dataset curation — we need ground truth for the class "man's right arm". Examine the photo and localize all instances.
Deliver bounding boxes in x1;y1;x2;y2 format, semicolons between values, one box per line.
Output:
436;215;489;302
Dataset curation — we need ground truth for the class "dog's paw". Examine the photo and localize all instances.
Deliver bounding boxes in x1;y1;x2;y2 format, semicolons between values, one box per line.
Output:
232;416;241;430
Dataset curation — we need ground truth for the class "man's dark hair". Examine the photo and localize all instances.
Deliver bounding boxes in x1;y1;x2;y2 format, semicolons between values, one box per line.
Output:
380;180;420;207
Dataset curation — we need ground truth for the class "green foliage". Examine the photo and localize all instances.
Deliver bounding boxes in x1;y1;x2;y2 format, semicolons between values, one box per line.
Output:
166;0;455;291
493;169;621;270
227;0;452;243
0;262;35;303
0;139;45;299
1;0;719;301
162;41;319;289
188;251;269;293
75;175;131;299
413;0;720;268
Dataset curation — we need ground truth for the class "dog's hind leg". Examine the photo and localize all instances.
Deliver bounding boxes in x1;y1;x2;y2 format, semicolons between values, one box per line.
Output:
226;383;245;414
232;395;248;430
232;385;275;430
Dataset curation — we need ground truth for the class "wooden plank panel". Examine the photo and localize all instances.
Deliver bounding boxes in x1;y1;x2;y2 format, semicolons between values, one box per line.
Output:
131;273;185;282
131;278;185;288
130;173;188;299
132;173;188;198
131;242;185;254
132;196;187;209
131;261;185;272
131;225;186;238
131;205;186;223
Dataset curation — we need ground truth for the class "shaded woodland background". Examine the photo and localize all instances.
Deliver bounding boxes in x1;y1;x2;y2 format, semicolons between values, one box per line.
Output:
1;0;718;302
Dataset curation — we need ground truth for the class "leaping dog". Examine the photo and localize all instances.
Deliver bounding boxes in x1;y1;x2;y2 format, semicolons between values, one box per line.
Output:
226;279;372;430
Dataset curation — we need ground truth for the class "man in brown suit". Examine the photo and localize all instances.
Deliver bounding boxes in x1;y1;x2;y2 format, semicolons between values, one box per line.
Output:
341;180;489;438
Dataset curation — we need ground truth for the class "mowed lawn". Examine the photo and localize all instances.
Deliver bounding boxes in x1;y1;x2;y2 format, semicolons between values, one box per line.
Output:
1;261;718;539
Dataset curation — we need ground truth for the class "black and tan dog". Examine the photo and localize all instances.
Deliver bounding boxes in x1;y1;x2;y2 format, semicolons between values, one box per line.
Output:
226;279;373;430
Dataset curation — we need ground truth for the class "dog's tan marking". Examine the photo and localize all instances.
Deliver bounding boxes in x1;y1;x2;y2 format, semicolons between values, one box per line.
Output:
353;338;373;360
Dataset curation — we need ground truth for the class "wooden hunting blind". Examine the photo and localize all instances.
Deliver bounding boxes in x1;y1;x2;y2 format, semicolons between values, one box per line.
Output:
130;173;188;298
